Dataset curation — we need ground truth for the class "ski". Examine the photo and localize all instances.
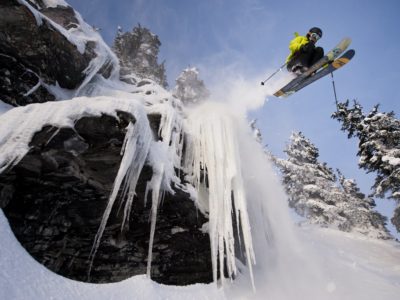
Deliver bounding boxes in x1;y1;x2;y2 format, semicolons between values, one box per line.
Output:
275;49;355;98
274;38;351;97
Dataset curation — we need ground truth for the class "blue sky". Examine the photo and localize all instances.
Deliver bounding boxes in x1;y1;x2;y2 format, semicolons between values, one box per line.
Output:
67;0;400;235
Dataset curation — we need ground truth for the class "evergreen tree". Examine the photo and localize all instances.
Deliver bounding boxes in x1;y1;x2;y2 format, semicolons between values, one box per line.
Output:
332;100;400;232
272;131;390;238
274;132;346;227
173;67;209;104
337;170;390;239
113;24;168;88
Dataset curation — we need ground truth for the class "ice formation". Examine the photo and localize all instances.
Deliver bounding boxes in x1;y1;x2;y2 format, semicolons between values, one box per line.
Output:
183;102;256;287
89;96;186;278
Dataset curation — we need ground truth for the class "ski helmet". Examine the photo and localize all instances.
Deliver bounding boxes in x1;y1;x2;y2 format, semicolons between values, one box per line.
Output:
309;27;322;38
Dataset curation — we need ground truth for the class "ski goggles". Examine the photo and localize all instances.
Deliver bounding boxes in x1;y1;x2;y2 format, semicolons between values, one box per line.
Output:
310;32;321;41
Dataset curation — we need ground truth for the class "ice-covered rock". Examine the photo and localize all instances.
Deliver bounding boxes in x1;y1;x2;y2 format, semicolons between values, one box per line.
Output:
0;97;211;285
0;0;118;106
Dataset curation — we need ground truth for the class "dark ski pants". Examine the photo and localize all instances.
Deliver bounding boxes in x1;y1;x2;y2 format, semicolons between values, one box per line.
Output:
287;45;324;71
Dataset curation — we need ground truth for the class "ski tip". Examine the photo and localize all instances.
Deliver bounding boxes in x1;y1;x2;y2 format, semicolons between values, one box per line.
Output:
341;37;352;48
274;90;285;97
261;82;264;86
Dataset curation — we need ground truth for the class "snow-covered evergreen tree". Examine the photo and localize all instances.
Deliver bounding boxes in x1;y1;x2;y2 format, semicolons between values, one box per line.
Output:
332;100;400;232
337;170;391;239
113;24;167;87
173;67;209;104
272;131;390;238
274;132;346;227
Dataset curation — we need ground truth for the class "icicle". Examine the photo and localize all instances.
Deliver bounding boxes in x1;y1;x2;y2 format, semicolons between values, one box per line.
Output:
143;106;185;277
17;0;43;26
88;108;152;278
183;102;256;288
88;98;185;279
146;164;164;277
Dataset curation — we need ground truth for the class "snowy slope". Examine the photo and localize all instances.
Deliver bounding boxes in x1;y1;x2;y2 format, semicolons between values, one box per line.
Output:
1;207;399;300
0;211;224;300
299;227;400;299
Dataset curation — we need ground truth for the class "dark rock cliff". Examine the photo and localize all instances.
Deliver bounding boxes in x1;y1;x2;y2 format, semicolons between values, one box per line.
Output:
0;0;213;286
0;112;212;285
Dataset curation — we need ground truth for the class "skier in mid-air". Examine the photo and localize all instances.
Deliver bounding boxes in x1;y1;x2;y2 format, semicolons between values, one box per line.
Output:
286;27;324;75
261;26;353;97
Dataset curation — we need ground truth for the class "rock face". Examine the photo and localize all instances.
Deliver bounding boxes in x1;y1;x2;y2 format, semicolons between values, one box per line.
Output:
0;113;212;285
0;0;102;106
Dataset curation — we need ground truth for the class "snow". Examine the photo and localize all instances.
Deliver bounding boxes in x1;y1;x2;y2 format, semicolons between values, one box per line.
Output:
0;96;147;174
0;210;224;300
41;0;69;8
2;206;400;299
0;101;12;116
382;155;400;166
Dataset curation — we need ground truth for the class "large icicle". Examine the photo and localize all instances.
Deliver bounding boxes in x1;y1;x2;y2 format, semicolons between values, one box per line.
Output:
88;104;152;278
88;97;185;279
184;102;256;288
144;102;185;278
144;162;164;277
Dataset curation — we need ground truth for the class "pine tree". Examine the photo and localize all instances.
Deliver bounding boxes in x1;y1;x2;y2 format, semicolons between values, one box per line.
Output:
113;24;168;88
332;100;400;232
337;170;391;239
173;67;209;105
274;132;347;227
272;131;390;238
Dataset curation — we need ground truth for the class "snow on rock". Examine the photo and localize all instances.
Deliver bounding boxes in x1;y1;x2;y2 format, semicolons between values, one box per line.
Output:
17;0;119;94
0;96;146;174
41;0;69;8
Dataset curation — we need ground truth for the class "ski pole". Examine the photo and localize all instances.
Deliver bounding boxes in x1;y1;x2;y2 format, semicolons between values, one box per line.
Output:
261;62;288;85
330;72;339;107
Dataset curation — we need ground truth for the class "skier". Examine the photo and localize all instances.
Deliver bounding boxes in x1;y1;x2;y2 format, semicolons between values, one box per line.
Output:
286;27;324;75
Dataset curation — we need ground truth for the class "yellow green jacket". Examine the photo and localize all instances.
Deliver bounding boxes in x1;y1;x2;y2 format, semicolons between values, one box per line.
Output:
285;32;309;63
